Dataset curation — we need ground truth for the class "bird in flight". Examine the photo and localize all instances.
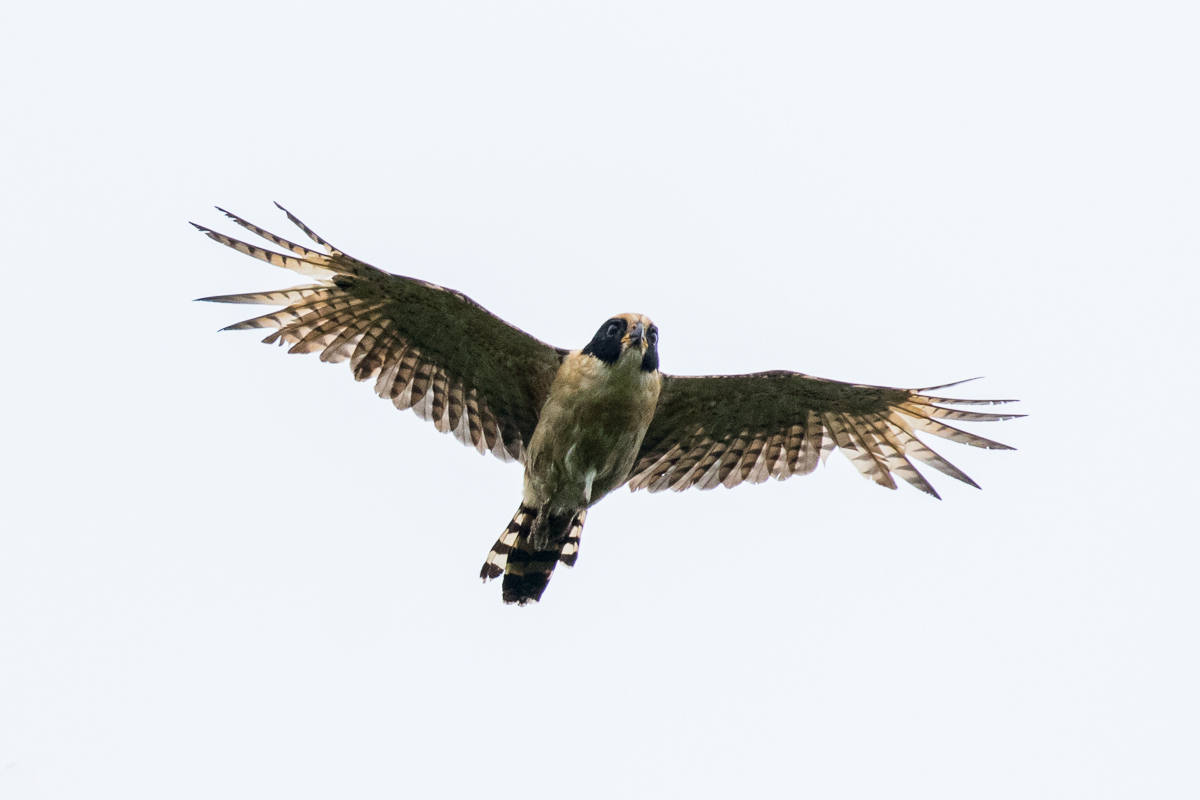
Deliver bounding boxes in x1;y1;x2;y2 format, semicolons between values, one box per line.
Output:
195;205;1021;605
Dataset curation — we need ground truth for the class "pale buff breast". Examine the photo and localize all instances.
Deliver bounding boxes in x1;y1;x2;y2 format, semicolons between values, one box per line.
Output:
525;349;662;511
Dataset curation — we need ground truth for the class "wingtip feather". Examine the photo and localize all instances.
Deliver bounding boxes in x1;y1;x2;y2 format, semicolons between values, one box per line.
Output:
916;376;984;392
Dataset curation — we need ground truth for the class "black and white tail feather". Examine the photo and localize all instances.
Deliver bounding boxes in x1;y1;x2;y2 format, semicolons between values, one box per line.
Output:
481;506;587;605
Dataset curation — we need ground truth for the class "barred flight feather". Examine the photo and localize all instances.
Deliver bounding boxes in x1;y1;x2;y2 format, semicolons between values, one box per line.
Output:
814;413;837;468
203;287;334;306
191;223;336;280
905;404;1019;423
690;451;723;490
196;205;564;466
715;431;749;487
901;409;1012;450
372;335;407;396
273;201;338;254
742;434;774;485
781;422;807;477
917;396;1019;407
445;379;465;435
216;206;324;259
319;314;375;364
863;413;940;498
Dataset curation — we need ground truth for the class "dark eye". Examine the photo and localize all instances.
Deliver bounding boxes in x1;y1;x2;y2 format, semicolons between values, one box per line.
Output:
606;323;621;337
648;328;658;346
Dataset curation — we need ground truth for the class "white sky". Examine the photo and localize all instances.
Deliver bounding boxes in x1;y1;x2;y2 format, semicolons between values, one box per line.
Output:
2;1;1197;798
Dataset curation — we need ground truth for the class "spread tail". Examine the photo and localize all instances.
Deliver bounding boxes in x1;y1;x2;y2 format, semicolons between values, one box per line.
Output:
480;505;587;605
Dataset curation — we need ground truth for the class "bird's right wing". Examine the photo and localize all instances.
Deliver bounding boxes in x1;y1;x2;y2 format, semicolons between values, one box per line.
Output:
630;371;1021;498
195;205;566;463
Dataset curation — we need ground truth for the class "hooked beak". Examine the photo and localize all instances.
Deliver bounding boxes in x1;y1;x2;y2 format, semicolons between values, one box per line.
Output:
624;321;646;350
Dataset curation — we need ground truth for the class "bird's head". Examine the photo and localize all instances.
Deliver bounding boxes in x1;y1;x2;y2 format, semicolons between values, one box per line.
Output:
581;313;659;373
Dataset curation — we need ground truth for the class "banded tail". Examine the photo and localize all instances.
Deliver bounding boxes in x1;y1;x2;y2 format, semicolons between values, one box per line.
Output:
481;505;587;605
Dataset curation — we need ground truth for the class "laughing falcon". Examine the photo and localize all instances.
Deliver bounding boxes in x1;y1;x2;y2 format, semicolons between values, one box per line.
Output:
195;205;1021;605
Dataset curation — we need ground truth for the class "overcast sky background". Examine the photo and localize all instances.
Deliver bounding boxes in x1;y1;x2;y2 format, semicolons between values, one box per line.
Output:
2;1;1197;798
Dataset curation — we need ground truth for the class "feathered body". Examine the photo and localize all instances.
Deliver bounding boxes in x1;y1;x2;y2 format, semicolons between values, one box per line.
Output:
195;205;1022;607
485;314;662;604
527;336;662;516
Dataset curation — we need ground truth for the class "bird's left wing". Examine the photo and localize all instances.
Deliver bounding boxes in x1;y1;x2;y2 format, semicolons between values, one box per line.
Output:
195;205;565;463
629;371;1020;498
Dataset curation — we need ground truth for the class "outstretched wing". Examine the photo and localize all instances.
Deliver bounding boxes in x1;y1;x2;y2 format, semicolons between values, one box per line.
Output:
629;371;1020;498
195;205;565;463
